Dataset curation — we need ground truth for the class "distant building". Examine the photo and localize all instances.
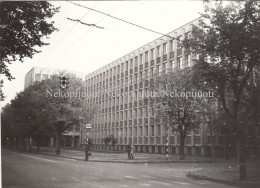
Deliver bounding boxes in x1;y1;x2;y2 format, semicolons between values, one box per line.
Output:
24;67;85;89
24;67;85;148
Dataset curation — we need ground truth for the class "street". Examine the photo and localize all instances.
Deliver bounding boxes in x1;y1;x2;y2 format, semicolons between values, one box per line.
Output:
2;149;236;188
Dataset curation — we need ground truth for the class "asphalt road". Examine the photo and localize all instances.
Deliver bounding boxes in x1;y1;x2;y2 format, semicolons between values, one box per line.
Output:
2;149;235;188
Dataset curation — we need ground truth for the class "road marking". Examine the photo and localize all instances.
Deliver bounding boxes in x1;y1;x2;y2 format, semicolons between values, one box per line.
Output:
18;153;57;163
119;184;129;187
139;183;151;186
124;176;138;180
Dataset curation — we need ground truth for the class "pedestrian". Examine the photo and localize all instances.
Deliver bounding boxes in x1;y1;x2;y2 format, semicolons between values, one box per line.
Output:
127;143;131;159
130;144;135;159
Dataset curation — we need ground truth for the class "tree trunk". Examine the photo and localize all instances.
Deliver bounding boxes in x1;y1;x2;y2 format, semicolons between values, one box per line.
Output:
56;133;61;155
179;135;186;160
209;117;214;159
37;134;41;152
237;132;247;180
28;137;32;150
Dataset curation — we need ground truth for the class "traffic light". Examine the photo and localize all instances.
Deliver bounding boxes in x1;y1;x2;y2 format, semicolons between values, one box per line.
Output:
59;76;69;89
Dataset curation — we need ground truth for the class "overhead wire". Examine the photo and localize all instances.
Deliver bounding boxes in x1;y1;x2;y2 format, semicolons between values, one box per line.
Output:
58;4;120;57
38;2;100;64
68;1;180;41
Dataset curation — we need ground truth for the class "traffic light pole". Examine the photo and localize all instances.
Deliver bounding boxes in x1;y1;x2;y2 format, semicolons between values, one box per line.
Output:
85;138;89;161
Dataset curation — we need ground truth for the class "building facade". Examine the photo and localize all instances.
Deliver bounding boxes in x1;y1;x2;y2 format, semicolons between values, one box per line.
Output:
85;18;209;155
84;18;259;157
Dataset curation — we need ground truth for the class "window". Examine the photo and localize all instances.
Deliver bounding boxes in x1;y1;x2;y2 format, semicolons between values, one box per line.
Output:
121;63;124;72
134;109;137;118
185;55;191;67
157;45;161;57
151;68;154;78
157;125;161;136
145;107;148;117
125;61;128;71
169;60;174;70
145;51;148;62
163;62;168;73
170;39;174;51
145;70;148;79
139;108;143;116
150;48;154;60
139;90;143;99
125;110;128;119
117;65;120;73
135;56;138;66
130;75;133;84
156;65;161;75
130;110;132;119
130;59;133;69
139;127;143;136
177;57;182;70
145;126;148;136
140;54;143;64
163;43;167;55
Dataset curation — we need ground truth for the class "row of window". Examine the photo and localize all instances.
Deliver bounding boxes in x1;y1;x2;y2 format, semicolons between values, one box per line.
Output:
86;54;192;93
86;33;190;87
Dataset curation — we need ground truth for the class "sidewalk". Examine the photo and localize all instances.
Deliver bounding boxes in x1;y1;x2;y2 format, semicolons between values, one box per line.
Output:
15;146;232;163
187;161;260;187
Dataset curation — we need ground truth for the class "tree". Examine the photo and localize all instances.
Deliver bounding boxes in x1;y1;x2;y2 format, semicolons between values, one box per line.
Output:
42;73;97;155
1;73;97;154
0;1;59;80
103;135;117;150
183;1;260;179
150;69;202;160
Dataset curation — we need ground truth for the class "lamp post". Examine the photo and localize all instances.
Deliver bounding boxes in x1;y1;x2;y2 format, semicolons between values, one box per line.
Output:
84;124;91;161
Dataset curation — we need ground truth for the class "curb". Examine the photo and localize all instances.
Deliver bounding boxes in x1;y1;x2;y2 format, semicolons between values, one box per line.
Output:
186;171;260;188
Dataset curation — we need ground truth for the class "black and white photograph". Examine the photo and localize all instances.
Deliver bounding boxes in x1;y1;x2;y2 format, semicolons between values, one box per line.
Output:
1;0;260;187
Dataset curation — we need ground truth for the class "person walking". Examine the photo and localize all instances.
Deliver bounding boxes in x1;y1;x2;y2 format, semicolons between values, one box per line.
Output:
127;143;131;159
130;144;135;160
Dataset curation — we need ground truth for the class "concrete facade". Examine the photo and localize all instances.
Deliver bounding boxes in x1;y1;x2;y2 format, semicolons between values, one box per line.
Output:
84;17;260;157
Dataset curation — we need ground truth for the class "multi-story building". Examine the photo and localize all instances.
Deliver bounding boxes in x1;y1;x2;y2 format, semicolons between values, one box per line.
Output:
84;17;260;157
84;18;210;155
24;67;85;147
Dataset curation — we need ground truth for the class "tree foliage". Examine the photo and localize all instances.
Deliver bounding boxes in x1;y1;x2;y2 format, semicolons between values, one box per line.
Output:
1;74;97;151
151;69;204;160
0;1;59;80
183;1;260;179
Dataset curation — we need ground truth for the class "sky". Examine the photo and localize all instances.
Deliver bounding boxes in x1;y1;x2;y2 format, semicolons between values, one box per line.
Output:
1;0;205;108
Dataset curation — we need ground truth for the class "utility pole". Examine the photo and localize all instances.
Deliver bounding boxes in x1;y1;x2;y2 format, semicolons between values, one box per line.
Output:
84;124;91;161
